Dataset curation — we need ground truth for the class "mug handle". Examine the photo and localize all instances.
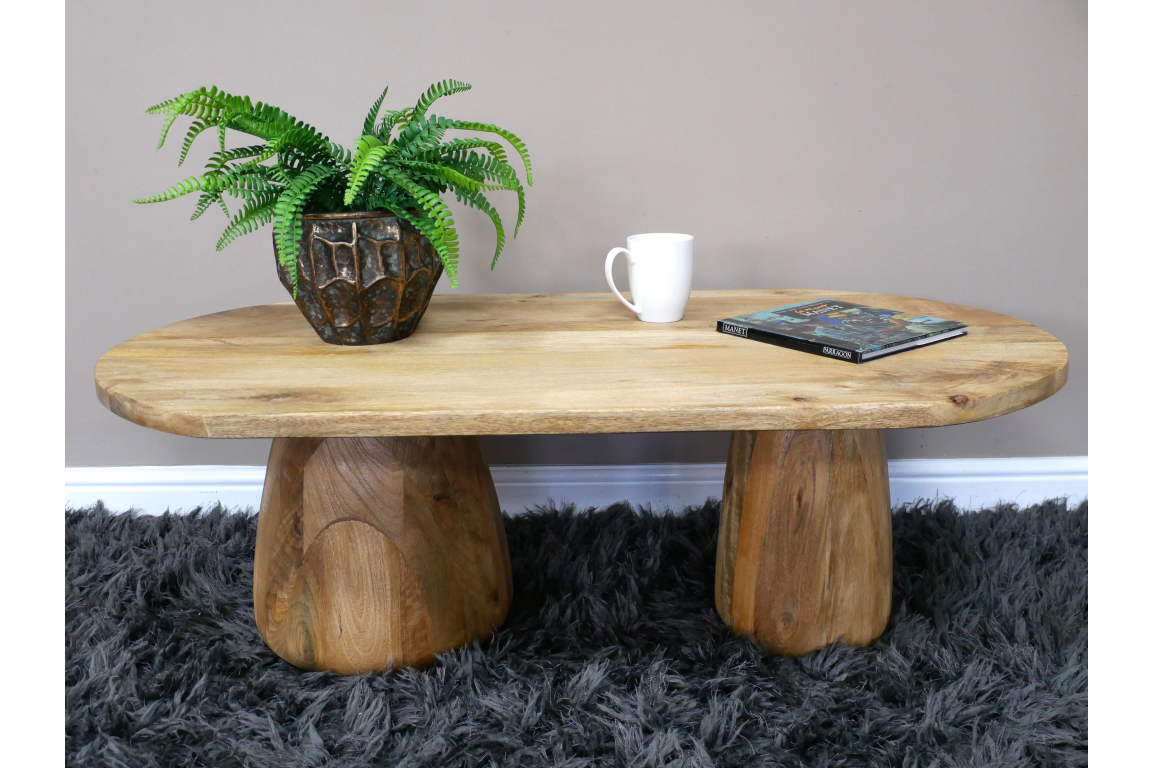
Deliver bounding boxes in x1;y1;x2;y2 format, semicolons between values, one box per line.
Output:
605;247;641;314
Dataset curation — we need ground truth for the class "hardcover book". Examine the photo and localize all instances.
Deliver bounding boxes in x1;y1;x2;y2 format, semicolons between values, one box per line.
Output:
717;298;968;363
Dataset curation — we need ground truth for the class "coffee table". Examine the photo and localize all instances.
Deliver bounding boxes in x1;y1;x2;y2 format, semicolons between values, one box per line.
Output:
94;290;1067;673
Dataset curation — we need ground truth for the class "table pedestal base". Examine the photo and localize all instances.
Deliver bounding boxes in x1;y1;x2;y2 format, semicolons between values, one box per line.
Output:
715;429;893;656
253;436;512;674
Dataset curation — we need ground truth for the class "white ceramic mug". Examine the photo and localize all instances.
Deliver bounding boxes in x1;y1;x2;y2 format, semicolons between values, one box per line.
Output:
604;233;694;322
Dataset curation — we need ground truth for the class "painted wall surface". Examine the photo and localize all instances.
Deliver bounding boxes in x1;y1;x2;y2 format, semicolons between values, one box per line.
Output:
66;1;1086;467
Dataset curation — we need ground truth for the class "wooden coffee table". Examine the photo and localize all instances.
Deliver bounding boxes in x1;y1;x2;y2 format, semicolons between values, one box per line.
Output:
94;290;1067;673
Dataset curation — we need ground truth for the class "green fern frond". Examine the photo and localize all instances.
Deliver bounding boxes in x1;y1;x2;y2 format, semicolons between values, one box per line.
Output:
363;87;388;137
149;91;199;149
134;172;233;204
144;96;182;116
442;119;533;185
453;186;506;269
375;108;411;142
476;155;525;231
448;151;527;234
344;135;397;204
190;188;230;218
406;126;449;156
216;191;278;250
308;174;350;213
391;207;455;284
418;137;509;165
266;166;293;185
381;167;453;228
205;144;266;170
326;141;353;167
273;165;336;293
189;187;270;227
187;184;258;222
395;116;451;155
348;133;382;162
229;107;327;147
363;192;413;218
190;191;221;221
379;166;460;279
449;150;520;184
240;145;280;167
150;87;240;150
412;80;471;122
397;160;499;195
177;120;213;166
222;173;283;199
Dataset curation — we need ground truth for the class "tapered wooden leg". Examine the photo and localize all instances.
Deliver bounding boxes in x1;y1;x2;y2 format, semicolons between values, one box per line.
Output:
715;430;892;656
253;435;512;674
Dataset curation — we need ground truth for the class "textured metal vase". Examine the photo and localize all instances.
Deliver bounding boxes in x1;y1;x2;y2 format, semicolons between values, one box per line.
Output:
275;211;444;345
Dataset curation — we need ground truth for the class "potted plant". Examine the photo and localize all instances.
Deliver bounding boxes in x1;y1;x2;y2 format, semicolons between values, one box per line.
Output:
136;80;532;344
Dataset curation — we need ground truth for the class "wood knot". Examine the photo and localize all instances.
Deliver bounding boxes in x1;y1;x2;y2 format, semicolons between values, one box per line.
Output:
793;397;807;402
949;394;971;407
432;494;449;502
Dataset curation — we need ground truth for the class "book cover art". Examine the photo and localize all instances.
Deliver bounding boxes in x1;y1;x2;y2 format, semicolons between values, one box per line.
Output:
722;299;967;355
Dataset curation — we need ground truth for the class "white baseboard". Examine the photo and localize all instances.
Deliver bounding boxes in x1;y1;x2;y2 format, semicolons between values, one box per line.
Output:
66;465;266;516
65;456;1087;516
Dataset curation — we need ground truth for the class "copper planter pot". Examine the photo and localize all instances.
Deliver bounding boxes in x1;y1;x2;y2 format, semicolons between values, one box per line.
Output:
274;211;444;345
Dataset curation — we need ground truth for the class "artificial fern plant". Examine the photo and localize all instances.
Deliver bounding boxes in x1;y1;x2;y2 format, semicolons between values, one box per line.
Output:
136;80;532;290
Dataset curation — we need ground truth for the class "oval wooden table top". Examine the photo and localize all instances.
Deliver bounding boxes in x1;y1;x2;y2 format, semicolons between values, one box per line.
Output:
95;290;1068;438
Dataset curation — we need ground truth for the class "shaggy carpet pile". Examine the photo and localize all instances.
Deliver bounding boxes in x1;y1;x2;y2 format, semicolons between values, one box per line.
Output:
66;498;1086;767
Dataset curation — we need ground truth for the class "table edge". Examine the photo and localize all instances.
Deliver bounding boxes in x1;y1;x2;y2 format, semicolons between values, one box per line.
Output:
94;291;1070;438
96;356;1069;438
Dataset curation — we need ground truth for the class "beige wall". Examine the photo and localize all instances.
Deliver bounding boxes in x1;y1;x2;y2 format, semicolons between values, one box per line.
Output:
66;0;1086;467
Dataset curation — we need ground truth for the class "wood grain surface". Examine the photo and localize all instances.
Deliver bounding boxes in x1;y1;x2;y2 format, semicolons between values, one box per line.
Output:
715;429;893;656
252;435;512;673
94;290;1068;437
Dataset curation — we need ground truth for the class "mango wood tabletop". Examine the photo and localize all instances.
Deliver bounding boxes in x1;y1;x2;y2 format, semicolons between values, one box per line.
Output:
94;290;1068;673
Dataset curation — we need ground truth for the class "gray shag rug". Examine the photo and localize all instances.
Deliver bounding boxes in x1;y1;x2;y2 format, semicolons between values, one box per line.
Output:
66;499;1086;767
